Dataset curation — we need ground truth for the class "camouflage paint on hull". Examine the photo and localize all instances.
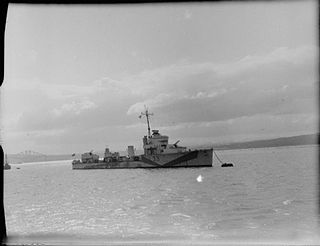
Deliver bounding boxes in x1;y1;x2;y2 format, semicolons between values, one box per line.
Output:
72;149;213;169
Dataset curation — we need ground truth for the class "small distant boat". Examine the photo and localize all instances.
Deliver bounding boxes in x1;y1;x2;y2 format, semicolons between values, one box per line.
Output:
4;154;11;170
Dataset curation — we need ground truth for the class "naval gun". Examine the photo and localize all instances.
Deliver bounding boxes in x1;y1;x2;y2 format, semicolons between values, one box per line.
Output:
81;150;99;163
173;140;180;148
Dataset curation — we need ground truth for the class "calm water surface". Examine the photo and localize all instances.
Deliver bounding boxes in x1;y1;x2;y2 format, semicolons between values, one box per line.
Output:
4;145;319;244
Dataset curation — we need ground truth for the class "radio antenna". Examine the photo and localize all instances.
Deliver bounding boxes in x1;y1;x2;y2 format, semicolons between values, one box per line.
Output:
139;105;153;137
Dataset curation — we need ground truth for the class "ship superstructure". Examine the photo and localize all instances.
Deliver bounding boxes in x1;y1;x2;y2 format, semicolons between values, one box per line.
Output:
72;107;213;169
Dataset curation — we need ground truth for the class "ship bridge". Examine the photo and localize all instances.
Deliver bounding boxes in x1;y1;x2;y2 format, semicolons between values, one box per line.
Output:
143;130;167;155
143;130;186;155
140;107;186;155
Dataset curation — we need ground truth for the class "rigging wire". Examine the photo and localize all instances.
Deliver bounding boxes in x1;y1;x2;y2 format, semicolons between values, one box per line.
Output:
213;150;224;164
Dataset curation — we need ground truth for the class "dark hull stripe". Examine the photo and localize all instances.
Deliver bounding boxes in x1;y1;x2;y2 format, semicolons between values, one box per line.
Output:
140;156;163;167
162;150;198;167
73;149;212;169
140;150;199;167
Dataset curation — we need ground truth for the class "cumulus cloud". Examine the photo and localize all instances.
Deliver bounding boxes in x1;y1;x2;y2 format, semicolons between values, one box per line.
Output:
127;93;178;115
217;45;317;77
8;45;317;131
53;99;97;116
122;45;317;125
120;45;317;100
159;113;318;144
2;45;317;153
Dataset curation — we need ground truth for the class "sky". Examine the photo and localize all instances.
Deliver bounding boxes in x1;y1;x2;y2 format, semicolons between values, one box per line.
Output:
1;1;318;155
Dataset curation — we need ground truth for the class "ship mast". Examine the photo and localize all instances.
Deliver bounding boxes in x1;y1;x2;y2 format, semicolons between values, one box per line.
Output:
140;106;153;138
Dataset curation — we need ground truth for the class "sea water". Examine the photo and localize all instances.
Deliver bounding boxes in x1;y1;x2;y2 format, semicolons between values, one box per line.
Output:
4;145;319;244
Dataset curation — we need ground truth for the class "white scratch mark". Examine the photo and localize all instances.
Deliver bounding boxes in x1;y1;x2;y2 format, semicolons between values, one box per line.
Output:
283;199;292;205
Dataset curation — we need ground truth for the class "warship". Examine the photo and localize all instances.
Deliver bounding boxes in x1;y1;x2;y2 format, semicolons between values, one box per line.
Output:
72;108;213;169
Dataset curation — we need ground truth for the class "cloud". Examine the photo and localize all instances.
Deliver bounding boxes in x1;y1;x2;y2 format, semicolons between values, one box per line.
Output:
8;45;317;131
121;45;317;97
53;99;97;116
127;93;176;115
2;45;317;153
217;45;317;78
122;45;317;124
159;113;318;144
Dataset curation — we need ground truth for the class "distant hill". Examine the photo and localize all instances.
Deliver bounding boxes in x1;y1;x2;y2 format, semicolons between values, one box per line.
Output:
6;133;318;164
7;154;75;164
212;133;319;150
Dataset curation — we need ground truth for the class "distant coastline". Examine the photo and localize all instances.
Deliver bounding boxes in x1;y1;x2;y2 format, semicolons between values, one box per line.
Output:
211;133;318;150
6;133;318;164
7;154;76;164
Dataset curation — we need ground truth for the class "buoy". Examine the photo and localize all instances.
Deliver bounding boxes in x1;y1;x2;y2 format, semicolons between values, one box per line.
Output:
221;163;233;167
213;150;234;167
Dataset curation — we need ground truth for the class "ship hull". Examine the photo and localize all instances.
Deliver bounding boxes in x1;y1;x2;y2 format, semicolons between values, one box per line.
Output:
72;149;213;169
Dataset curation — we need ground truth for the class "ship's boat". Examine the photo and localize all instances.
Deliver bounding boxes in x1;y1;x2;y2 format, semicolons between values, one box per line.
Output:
4;154;11;170
221;163;234;167
72;108;213;169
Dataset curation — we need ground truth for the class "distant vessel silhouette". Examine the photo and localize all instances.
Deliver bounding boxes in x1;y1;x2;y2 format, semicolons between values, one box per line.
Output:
4;153;11;170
